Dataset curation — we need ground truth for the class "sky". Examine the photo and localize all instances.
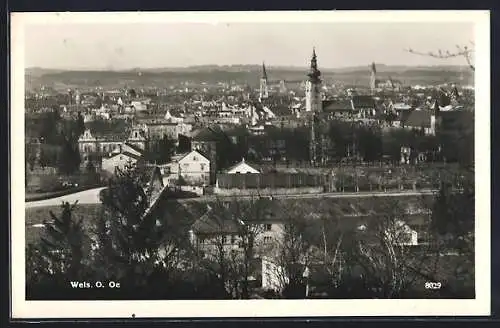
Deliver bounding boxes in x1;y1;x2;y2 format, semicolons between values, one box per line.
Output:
24;21;475;70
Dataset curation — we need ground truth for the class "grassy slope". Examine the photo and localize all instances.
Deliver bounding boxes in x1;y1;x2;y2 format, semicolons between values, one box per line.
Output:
25;204;103;245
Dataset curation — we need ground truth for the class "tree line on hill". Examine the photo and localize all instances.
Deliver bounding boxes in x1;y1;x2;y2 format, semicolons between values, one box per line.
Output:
26;163;474;300
25;109;85;177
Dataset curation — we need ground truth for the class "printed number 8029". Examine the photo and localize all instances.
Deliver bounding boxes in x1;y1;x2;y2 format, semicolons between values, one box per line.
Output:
425;282;442;289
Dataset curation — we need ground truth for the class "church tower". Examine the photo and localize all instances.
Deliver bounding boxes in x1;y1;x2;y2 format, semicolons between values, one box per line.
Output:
259;62;269;100
305;48;322;112
370;62;377;94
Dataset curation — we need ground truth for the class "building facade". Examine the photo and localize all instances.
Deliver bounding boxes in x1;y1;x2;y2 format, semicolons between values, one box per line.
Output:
178;150;211;186
78;127;146;155
305;48;323;113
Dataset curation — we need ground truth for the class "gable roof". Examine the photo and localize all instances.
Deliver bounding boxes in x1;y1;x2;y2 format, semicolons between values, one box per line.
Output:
178;150;210;164
123;141;144;155
226;159;260;174
191;127;220;141
145;166;165;200
105;151;141;161
192;207;241;235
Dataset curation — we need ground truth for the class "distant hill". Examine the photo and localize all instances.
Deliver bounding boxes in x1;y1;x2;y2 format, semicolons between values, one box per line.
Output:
25;64;474;91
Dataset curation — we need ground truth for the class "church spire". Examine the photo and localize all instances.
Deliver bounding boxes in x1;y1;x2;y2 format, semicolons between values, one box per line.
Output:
370;62;377;94
308;47;321;83
259;61;269;100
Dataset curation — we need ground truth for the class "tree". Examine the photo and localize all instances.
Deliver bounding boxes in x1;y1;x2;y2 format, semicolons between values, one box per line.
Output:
37;202;87;280
344;198;440;298
357;125;383;163
38;109;62;145
25;142;37;171
144;135;176;165
177;134;191;153
406;43;475;71
128;89;137;99
431;175;474;252
39;144;59;168
194;196;269;299
57;138;81;175
75;111;86;137
192;202;240;298
272;211;313;298
95;163;186;293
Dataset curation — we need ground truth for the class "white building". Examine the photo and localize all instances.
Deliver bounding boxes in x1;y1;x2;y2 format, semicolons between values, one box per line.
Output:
226;158;260;174
102;151;142;174
178;150;211;186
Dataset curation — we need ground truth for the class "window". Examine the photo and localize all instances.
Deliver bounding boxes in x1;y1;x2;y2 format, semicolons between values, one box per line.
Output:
193;156;198;161
265;224;272;231
231;235;236;244
222;236;227;244
264;236;272;243
200;163;206;171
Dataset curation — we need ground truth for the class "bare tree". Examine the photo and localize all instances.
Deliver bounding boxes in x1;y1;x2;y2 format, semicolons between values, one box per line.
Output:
345;195;451;299
406;42;475;71
269;208;313;298
192;195;268;299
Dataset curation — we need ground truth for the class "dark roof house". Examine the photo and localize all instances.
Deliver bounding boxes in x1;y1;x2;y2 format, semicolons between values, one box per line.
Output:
322;99;354;112
191;126;220;142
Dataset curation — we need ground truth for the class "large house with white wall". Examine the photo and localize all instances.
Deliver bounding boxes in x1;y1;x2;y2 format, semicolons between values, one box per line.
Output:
78;127;147;155
178;150;211;186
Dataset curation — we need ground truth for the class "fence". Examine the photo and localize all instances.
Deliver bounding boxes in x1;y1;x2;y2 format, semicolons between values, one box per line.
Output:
216;173;328;190
216;166;469;193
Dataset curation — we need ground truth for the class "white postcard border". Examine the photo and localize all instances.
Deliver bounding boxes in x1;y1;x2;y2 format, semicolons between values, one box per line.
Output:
10;10;491;318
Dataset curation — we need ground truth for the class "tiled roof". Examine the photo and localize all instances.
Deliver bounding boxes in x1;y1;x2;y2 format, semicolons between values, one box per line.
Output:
322;99;353;112
123;141;144;155
192;208;241;234
191;127;219;141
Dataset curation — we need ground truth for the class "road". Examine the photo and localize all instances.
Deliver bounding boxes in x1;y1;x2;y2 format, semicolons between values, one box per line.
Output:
25;187;107;208
25;187;438;208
